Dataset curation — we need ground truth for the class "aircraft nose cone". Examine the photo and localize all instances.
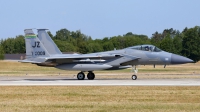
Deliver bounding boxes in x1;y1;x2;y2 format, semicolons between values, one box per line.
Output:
171;54;194;64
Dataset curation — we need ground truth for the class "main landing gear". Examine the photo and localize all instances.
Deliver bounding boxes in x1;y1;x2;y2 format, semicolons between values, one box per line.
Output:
77;66;138;80
87;71;95;80
131;65;138;80
77;71;95;80
77;72;85;80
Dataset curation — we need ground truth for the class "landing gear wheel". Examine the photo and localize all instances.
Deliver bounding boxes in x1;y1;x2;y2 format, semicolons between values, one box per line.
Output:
131;65;138;80
77;72;85;80
87;72;95;80
132;75;137;80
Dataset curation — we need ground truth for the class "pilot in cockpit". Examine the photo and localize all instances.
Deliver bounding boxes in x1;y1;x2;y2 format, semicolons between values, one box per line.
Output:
129;45;162;52
145;46;149;51
145;46;153;51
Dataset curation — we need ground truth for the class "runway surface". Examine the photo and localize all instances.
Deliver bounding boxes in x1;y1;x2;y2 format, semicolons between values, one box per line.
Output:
0;76;200;86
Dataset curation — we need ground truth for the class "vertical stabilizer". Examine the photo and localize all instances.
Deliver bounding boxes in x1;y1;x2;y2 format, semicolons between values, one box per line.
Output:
37;29;62;55
24;29;50;59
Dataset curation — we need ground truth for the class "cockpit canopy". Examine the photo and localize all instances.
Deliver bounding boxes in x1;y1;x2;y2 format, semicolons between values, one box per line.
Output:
128;45;162;52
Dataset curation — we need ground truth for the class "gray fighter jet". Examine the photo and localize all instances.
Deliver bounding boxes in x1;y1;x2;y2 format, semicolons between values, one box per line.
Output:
20;29;194;80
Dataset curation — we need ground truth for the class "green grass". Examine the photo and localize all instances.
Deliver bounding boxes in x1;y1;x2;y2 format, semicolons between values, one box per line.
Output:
1;61;200;111
0;86;200;112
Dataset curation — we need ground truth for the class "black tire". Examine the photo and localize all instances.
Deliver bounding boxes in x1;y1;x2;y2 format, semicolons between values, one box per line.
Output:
77;72;85;80
132;75;137;80
87;72;95;80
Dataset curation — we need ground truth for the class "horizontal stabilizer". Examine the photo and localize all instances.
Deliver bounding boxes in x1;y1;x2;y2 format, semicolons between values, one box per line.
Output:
18;60;42;64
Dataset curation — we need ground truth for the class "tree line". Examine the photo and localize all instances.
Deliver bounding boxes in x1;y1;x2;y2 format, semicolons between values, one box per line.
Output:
0;26;200;62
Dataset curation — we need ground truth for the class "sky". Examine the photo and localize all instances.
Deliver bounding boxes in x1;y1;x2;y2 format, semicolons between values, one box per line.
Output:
0;0;200;39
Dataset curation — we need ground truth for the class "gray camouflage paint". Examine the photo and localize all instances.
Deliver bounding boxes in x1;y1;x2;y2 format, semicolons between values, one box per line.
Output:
21;29;194;71
38;29;62;55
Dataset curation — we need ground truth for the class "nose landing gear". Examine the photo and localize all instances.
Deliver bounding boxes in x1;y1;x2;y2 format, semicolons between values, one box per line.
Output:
132;75;137;80
131;65;138;80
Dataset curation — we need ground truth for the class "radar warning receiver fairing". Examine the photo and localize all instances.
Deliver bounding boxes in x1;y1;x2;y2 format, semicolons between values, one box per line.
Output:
20;29;194;80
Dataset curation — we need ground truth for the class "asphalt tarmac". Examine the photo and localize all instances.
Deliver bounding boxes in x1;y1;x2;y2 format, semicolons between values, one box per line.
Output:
0;76;200;86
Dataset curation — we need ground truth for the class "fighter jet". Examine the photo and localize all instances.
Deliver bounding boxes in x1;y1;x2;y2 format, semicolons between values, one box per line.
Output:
20;29;194;80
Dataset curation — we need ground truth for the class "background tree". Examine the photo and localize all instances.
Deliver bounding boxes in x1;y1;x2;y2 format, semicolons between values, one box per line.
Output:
151;31;162;47
14;35;25;53
172;32;182;55
160;33;175;53
0;40;4;59
55;29;71;41
1;38;15;54
182;26;200;62
0;26;199;61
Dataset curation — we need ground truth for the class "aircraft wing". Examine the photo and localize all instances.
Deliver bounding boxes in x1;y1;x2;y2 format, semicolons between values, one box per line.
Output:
45;53;123;60
20;53;123;64
20;53;140;65
119;54;140;66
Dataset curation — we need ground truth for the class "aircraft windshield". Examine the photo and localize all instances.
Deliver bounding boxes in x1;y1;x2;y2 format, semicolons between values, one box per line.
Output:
130;45;162;52
153;47;162;52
